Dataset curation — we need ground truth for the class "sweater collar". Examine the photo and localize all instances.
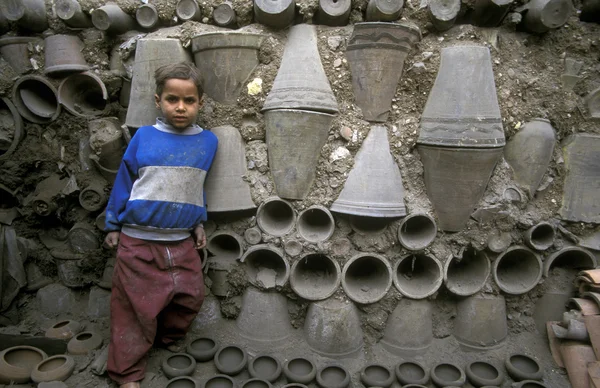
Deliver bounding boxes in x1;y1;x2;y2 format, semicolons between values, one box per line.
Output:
154;118;203;135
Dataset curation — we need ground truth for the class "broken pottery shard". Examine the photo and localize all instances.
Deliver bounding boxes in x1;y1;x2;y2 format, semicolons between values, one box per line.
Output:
504;118;556;196
562;58;583;90
560;342;596;388
191;32;264;105
471;0;513;26
520;0;572;33
419;46;505;147
560;134;600;224
331;125;407;217
263;24;338;113
428;0;460;31
204;126;256;212
585;87;600;119
345;22;421;122
254;0;295;29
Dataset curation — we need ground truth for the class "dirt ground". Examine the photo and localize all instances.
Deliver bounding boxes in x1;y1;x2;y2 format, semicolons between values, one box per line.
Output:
0;0;599;386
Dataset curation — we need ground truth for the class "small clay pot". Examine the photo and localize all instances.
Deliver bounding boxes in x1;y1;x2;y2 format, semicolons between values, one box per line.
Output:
430;362;466;387
505;354;543;381
282;357;317;384
165;376;201;388
67;331;103;355
214;345;248;376
31;355;75;383
186;337;218;362
248;354;282;382
241;378;273;388
395;360;429;386
316;364;351;388
45;319;82;340
360;363;394;387
513;380;549;387
401;385;428;388
204;374;235;388
465;360;504;387
281;385;309;388
0;345;47;384
162;353;196;379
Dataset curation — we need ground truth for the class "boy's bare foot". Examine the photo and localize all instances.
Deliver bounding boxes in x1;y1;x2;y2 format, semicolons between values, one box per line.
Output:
119;383;140;388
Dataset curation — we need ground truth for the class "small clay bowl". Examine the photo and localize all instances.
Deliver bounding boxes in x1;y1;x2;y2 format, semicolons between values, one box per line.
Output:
165;376;201;388
316;364;351;388
248;354;282;383
281;385;309;388
31;355;75;383
514;380;549;387
283;357;317;384
505;354;543;381
0;345;47;383
204;374;235;388
45;320;82;340
360;363;394;388
401;385;428;388
214;345;248;376
241;378;273;388
395;360;429;386
162;353;196;379
186;337;218;362
67;331;103;355
430;362;466;387
466;360;504;387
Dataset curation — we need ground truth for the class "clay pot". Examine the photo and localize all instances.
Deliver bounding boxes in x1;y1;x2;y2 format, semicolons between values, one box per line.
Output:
12;75;61;124
241;378;272;388
0;0;48;32
428;0;460;31
360;364;394;387
505;354;543;381
331;125;407;217
346;22;420;122
31;355;75;383
240;245;289;289
58;72;108;118
213;2;236;26
248;354;282;382
45;320;82;340
214;345;248;376
453;294;507;351
493;245;542;295
393;254;443;299
284;239;303;257
68;222;100;253
253;0;295;29
316;364;351;388
0;346;47;384
282;357;316;384
395;360;429;385
349;215;390;235
186;337;218;362
520;0;572;33
176;0;203;21
162;353;196;379
382;299;432;355
88;117;125;171
317;0;351;26
297;206;335;243
91;3;136;34
53;253;88;289
290;253;341;301
165;376;201;388
44;35;89;75
55;0;93;28
136;3;159;29
366;0;404;21
244;227;262;245
204;375;236;388
513;381;549;388
443;246;490;296
0;97;24;161
397;213;437;251
79;181;107;212
207;231;244;260
0;36;37;74
430;362;466;387
67;331;103;355
191;33;264;105
342;253;392;304
523;221;556;251
256;197;296;236
465;360;504;387
544;246;597;277
504;119;556;196
304;298;363;358
204;126;256;212
281;385;308;388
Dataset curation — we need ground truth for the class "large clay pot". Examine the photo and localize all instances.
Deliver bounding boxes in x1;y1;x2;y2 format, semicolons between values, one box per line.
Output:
0;0;48;32
58;72;108;118
12;75;61;124
346;22;420;122
381;299;432;356
0;36;38;74
544;246;597;277
290;253;341;301
520;0;572;33
297;206;335;243
341;253;392;304
191;32;264;104
453;294;507;350
44;35;89;75
0;345;47;384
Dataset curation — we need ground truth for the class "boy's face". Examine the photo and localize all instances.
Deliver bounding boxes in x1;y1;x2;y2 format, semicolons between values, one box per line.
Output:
155;78;202;131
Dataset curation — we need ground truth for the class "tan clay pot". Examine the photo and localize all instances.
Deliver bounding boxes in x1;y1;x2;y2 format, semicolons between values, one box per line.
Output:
45;319;83;340
31;355;75;383
0;345;47;384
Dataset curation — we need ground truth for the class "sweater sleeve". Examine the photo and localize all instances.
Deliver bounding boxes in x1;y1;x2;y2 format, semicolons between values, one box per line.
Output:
197;134;219;225
104;134;140;232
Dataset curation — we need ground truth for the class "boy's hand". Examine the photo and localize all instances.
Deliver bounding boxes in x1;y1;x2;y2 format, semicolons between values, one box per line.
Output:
104;231;120;249
194;225;206;249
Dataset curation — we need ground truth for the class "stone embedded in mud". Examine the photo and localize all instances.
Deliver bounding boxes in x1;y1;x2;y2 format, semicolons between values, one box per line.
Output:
87;286;111;318
36;283;75;317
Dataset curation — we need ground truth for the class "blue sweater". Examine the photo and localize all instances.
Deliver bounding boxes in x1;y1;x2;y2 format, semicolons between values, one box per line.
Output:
104;119;218;241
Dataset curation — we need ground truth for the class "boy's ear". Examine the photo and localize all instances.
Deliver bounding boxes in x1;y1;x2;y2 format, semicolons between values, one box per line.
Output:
198;96;204;107
154;94;160;109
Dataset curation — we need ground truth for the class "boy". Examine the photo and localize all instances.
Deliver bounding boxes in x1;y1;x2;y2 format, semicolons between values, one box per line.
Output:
103;62;218;388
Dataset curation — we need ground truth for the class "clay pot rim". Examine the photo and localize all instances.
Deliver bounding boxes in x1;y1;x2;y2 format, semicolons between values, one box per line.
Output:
341;252;393;304
0;36;39;46
162;353;197;379
505;353;543;381
58;71;108;118
392;253;443;299
397;212;438;251
241;377;273;388
492;245;542;295
240;244;290;288
282;357;317;384
2;345;48;365
12;75;61;124
248;354;282;382
543;246;597;277
214;345;248;375
297;205;335;243
524;221;556;251
207;230;245;259
165;376;200;387
256;196;297;236
190;31;265;52
290;253;341;301
443;248;490;297
316;364;351;388
360;363;394;387
186;336;219;362
205;374;235;386
465;360;504;386
395;360;429;385
430;362;466;386
351;21;422;38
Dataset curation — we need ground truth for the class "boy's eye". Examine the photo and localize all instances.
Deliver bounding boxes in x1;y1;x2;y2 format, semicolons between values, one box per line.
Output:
166;96;178;103
185;98;197;104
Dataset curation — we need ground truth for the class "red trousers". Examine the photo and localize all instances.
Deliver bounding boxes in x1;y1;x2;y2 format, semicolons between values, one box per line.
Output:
107;233;205;384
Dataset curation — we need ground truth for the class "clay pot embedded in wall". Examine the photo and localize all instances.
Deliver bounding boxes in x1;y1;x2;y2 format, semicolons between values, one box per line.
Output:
55;0;93;28
430;362;466;387
68;222;100;254
523;221;556;251
505;354;543;381
0;36;38;74
176;0;202;21
282;385;309;388
0;345;47;384
58;72;108;118
283;357;317;384
395;360;429;386
244;227;262;245
136;4;160;29
256;197;296;237
79;181;107;212
207;231;244;260
316;364;351;388
341;253;392;304
162;353;196;379
165;376;201;388
31;355;75;383
30;175;68;217
12;75;61;124
465;360;504;387
0;97;24;162
186;337;218;362
191;33;264;105
241;245;289;289
254;0;296;29
304;298;364;358
205;375;236;388
453;294;507;351
360;364;394;388
393;254;443;299
493;246;542;295
45;320;83;340
349;215;390;235
397;213;437;251
44;35;89;76
204;126;256;212
290;253;341;301
67;331;103;355
504;118;556;196
0;0;48;32
428;0;461;31
248;354;282;382
544;246;597;277
381;299;433;356
241;378;272;388
443;246;490;296
297;206;335;243
91;3;136;34
317;0;351;26
213;2;237;27
366;0;404;21
520;0;572;33
331;125;407;217
345;22;420;122
214;345;248;376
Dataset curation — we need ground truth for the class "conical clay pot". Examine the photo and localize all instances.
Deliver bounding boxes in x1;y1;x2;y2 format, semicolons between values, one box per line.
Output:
191;32;264;105
381;299;433;355
318;0;351;26
44;34;89;75
0;0;48;32
453;294;507;350
263;24;338;113
55;0;93;28
254;0;296;29
346;22;420;122
204;126;256;212
331;125;407;217
265;109;334;199
521;0;572;33
366;0;404;21
0;36;38;74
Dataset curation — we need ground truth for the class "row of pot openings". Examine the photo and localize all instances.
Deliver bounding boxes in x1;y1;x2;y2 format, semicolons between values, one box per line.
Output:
160;337;549;388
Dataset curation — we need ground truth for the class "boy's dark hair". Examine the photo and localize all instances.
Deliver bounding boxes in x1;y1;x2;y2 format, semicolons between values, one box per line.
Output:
155;62;204;97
